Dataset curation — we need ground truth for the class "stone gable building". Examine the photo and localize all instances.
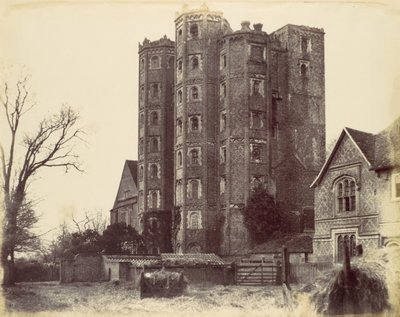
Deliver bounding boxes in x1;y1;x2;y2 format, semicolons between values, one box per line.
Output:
136;4;326;256
311;117;400;263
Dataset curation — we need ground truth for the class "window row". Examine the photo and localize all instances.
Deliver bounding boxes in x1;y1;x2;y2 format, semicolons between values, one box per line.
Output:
175;178;202;203
138;137;160;154
176;148;202;167
139;111;160;127
140;55;175;71
139;163;160;181
139;83;161;101
219;144;264;163
176;86;201;103
176;55;201;74
177;23;200;43
176;116;201;135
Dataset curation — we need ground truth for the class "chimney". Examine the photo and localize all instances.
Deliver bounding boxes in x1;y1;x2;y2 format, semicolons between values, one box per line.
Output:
241;21;251;31
253;23;263;32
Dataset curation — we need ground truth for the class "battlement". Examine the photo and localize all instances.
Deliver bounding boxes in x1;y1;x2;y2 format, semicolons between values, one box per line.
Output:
139;35;175;52
174;3;224;22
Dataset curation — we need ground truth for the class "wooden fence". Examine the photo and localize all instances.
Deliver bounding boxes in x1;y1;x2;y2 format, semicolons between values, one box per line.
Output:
234;259;282;286
289;262;333;284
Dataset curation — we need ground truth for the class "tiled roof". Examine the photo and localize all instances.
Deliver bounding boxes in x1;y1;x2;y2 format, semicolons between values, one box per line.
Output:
311;116;400;187
345;127;375;165
104;255;161;266
103;253;227;266
371;117;400;170
250;234;313;254
126;160;138;184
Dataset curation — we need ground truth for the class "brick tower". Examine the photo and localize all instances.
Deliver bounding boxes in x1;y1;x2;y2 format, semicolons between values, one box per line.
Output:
138;36;175;253
173;4;231;253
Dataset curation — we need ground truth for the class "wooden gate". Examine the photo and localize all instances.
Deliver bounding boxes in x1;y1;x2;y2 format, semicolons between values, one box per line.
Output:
235;258;282;286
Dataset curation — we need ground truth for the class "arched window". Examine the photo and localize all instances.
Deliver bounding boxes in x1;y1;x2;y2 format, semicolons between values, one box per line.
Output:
189;180;200;199
150;55;160;68
220;112;226;131
139;166;144;181
191;86;199;100
151;111;158;125
139;139;144;155
190;213;200;229
251;145;261;161
178;29;183;42
190;149;199;165
253;80;260;94
190;116;199;131
337;178;356;212
151;138;159;152
140;58;145;70
190;24;199;38
177;151;182;167
176;180;183;204
150;164;158;178
177;90;183;103
192;56;199;69
140;86;144;101
220;176;226;194
140;113;144;127
177;119;183;136
300;63;307;76
337;233;356;262
151;83;159;98
151;191;158;209
337;235;344;262
177;60;183;73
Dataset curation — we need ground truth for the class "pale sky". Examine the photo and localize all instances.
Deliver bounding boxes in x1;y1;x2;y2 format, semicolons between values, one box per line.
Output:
1;0;400;242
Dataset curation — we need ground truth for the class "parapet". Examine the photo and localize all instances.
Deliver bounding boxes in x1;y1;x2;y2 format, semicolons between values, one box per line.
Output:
139;35;175;52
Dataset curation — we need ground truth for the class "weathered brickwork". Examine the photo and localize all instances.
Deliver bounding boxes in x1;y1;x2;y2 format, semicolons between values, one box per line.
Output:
137;37;175;253
138;5;326;256
312;121;400;262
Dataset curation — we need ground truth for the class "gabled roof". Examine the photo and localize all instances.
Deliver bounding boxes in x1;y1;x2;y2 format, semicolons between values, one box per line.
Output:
371;117;400;170
126;160;138;184
311;117;400;187
311;127;373;187
111;160;138;210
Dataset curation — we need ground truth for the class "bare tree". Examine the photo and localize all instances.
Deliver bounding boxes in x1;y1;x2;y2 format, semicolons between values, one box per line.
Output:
0;75;84;285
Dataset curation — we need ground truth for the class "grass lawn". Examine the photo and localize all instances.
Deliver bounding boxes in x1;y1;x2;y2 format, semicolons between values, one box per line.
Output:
1;281;310;317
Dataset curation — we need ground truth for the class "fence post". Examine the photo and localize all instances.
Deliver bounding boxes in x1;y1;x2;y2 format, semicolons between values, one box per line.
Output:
282;247;290;286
